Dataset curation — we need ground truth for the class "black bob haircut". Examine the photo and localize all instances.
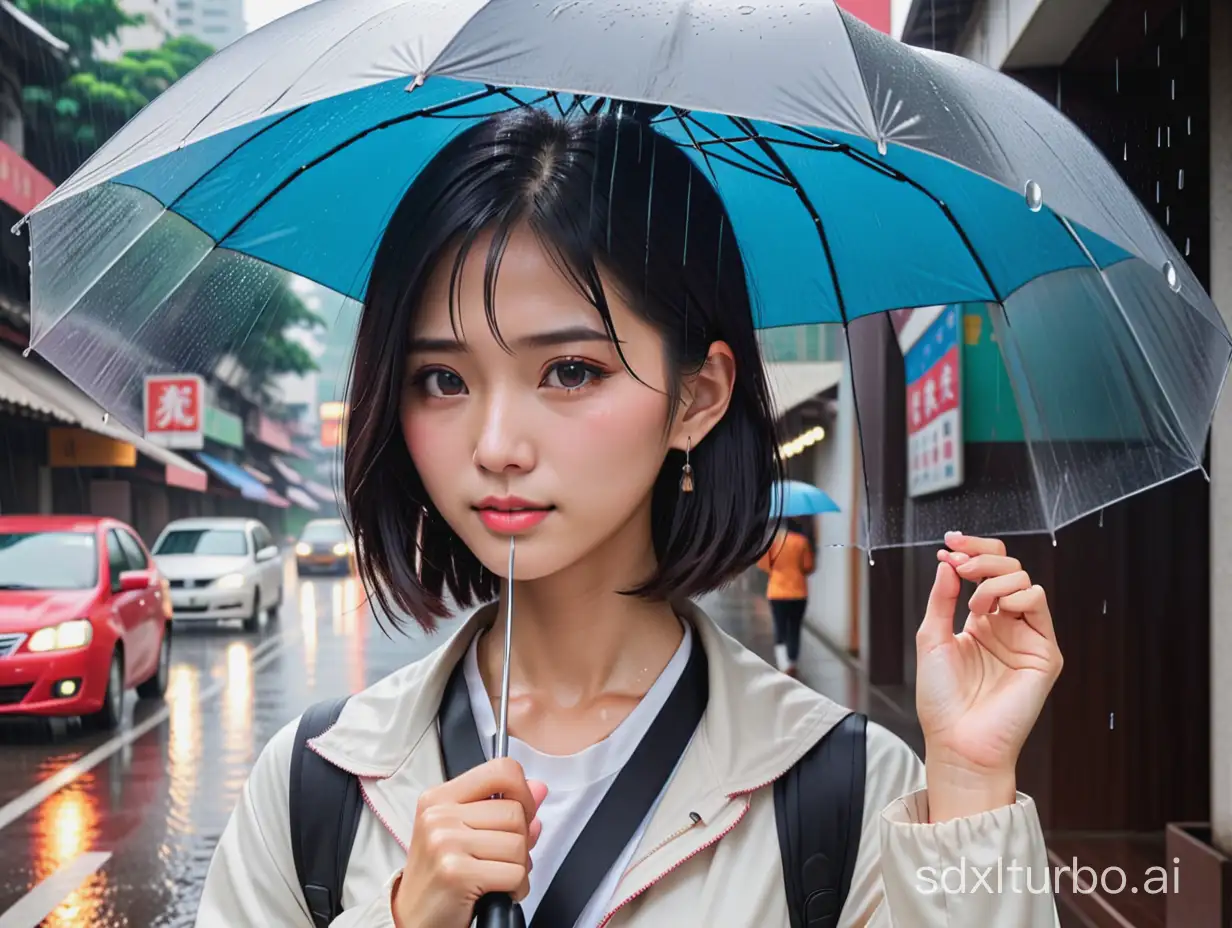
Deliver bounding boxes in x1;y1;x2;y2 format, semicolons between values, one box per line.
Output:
344;105;783;632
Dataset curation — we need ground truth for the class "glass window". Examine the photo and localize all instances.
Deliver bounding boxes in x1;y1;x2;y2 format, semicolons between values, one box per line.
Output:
154;529;249;557
255;525;274;550
300;520;346;543
106;531;127;590
0;532;98;591
117;531;148;570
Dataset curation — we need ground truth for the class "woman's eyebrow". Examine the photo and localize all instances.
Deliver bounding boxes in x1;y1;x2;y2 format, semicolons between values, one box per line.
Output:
407;326;620;353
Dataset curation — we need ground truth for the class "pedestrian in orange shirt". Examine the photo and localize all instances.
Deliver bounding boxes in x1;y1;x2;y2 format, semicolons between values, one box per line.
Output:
757;517;815;677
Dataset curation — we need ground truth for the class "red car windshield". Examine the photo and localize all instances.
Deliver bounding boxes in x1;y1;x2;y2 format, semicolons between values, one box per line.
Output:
0;531;99;591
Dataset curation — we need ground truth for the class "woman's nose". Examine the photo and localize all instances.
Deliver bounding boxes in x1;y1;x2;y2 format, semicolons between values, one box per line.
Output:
472;393;536;474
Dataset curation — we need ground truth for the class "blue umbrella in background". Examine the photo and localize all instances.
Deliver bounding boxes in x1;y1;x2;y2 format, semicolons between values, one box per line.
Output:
772;481;841;518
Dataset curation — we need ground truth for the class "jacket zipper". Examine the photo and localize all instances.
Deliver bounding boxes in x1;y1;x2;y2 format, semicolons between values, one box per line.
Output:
596;797;751;928
598;756;810;927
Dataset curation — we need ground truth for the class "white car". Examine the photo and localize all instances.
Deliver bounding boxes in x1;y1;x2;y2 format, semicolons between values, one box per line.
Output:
151;518;283;633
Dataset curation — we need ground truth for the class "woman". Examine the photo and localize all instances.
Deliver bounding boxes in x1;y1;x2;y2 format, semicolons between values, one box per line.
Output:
758;516;815;677
197;108;1063;927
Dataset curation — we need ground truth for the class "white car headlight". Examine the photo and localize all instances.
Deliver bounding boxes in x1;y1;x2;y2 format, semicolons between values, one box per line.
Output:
28;619;94;653
295;542;311;556
215;573;246;590
332;542;348;556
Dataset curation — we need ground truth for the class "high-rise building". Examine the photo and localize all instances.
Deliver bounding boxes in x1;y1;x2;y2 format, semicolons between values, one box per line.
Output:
96;0;178;59
172;0;246;51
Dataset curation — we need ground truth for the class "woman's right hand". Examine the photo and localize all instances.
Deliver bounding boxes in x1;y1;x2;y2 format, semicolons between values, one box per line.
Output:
392;757;548;928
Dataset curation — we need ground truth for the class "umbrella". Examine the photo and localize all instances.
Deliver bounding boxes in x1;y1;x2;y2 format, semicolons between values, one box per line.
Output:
16;0;1229;555
772;481;841;518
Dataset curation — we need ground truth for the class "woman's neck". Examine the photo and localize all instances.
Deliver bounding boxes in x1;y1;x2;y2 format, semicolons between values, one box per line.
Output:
482;573;683;699
474;522;686;750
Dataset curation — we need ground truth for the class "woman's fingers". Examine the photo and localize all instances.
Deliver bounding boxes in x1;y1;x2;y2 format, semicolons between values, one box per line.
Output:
968;570;1033;616
459;799;535;835
998;584;1059;645
460;828;530;867
918;560;961;651
949;553;1022;580
944;531;1007;558
422;757;538;824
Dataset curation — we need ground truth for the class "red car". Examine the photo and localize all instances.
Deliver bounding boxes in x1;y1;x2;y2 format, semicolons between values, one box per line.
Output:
0;515;172;730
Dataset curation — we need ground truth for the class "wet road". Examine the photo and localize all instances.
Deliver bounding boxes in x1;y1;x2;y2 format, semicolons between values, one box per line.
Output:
0;568;458;928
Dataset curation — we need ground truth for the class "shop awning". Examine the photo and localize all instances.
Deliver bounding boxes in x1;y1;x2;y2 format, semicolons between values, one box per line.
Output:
764;362;843;421
271;456;305;486
243;463;274;484
265;488;291;509
305;480;336;504
287;486;320;511
0;343;207;491
195;452;272;502
0;141;55;216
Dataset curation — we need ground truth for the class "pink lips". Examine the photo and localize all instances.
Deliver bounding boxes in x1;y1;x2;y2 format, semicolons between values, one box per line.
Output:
473;497;553;535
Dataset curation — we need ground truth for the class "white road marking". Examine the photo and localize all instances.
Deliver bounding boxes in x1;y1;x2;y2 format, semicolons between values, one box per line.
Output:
0;628;298;834
0;852;111;928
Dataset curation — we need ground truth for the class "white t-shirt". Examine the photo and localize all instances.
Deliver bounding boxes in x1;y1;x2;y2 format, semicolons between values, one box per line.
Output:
463;621;694;928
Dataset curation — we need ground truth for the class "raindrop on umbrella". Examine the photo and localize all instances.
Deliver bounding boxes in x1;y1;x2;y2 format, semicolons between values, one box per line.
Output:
1163;261;1181;293
1024;180;1043;212
738;4;754;12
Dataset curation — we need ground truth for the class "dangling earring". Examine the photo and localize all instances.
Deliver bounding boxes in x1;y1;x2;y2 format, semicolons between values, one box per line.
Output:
680;437;695;494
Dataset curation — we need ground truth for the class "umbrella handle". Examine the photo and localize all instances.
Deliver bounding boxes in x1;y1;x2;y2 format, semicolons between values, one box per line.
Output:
475;893;525;928
473;539;524;928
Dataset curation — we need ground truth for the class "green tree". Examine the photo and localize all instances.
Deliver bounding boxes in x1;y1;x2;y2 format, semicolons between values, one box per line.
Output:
17;0;322;390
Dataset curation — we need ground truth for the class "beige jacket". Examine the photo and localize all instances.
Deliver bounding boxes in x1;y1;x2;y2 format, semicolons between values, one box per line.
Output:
197;602;1060;927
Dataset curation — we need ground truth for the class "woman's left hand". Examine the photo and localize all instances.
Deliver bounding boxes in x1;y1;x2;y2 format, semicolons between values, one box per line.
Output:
914;532;1064;822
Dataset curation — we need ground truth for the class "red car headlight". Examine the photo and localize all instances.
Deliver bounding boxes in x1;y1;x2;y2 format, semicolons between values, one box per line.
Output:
27;619;94;653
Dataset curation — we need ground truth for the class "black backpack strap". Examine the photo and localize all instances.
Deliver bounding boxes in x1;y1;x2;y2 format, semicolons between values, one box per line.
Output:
775;711;868;928
289;697;363;928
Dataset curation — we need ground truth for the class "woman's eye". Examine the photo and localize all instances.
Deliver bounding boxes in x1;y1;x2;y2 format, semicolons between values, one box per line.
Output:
419;369;467;397
543;361;601;391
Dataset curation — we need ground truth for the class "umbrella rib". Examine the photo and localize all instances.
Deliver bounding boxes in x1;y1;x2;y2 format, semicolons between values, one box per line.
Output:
676;112;788;178
729;117;884;553
164;107;306;215
732;117;848;320
215;86;502;246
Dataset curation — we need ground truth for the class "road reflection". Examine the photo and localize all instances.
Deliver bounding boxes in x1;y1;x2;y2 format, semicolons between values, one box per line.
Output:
167;663;199;838
300;582;318;688
34;781;102;927
222;643;253;792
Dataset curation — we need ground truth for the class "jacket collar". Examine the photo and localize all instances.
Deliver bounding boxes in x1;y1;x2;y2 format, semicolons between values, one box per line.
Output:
309;599;851;796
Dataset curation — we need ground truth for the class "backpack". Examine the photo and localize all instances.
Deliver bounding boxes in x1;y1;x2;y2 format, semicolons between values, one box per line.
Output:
289;697;867;928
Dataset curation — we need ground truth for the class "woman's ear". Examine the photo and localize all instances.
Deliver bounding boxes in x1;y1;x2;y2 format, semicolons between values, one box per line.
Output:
670;341;737;451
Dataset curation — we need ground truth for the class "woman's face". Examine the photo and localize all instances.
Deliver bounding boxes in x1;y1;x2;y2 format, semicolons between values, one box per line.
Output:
401;227;692;583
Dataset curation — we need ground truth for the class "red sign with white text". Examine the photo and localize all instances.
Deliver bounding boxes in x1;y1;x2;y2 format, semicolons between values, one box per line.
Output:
144;375;205;450
0;142;55;215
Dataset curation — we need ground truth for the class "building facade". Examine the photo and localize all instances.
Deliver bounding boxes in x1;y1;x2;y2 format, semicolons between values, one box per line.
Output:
97;0;178;59
172;0;245;50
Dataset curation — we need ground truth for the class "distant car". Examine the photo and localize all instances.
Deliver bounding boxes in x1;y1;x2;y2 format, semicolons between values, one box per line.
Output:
152;518;283;633
295;518;356;576
0;515;172;731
